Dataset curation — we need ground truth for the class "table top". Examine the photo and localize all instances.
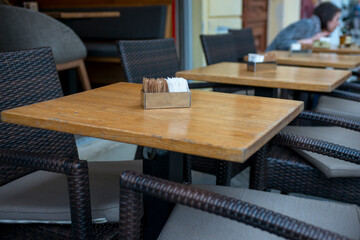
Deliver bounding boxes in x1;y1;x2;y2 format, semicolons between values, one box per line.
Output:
269;50;360;69
313;46;360;55
1;82;303;163
176;62;351;92
44;11;121;19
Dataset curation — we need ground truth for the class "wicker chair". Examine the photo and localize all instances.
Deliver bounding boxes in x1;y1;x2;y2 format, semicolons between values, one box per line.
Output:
199;34;255;184
200;33;252;94
250;110;360;206
116;38;249;186
115;38;180;162
115;38;180;84
0;47;141;239
0;5;91;91
229;28;257;61
120;171;359;239
200;33;238;65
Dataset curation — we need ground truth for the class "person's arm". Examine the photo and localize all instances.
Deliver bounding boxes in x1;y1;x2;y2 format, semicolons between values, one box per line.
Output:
298;31;330;45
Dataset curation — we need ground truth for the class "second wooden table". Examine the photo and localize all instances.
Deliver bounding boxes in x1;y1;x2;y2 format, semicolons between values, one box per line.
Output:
269;50;360;69
176;62;351;93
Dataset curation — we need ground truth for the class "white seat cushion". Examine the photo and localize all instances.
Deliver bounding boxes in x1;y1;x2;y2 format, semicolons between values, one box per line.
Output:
282;126;360;178
315;96;360;121
159;185;360;240
0;160;142;223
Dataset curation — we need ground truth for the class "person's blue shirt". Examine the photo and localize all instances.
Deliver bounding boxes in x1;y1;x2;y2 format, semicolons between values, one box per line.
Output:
266;15;321;51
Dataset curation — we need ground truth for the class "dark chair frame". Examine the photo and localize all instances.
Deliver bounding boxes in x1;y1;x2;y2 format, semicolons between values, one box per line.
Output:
229;28;257;61
119;171;350;240
0;47;118;239
250;110;360;205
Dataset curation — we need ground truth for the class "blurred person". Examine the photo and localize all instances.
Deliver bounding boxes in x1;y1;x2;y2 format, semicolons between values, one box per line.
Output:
266;2;341;51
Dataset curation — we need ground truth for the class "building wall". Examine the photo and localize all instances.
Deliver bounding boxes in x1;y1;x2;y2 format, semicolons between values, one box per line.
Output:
267;0;301;45
192;0;203;69
192;0;242;68
193;0;302;67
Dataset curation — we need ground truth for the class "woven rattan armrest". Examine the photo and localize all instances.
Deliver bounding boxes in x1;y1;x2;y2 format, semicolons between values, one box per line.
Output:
338;82;360;92
0;149;88;174
272;132;360;165
119;171;349;240
322;89;360;102
0;149;92;239
297;111;360;131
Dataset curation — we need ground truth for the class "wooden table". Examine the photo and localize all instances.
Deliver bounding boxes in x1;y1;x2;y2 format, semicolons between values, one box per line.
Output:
1;82;303;163
1;82;303;239
176;62;351;93
313;46;360;55
269;50;360;69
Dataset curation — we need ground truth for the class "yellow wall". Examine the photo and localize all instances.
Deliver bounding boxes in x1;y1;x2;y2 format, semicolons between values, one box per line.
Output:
192;0;242;68
267;0;301;45
192;0;203;69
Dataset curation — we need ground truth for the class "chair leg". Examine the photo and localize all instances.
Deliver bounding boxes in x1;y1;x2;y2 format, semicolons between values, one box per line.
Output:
76;60;91;91
216;160;232;186
56;60;91;91
249;144;269;190
183;155;192;184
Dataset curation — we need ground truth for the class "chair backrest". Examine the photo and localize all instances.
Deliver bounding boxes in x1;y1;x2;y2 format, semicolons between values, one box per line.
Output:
200;33;238;65
116;38;181;83
0;47;78;184
0;5;86;64
229;28;257;61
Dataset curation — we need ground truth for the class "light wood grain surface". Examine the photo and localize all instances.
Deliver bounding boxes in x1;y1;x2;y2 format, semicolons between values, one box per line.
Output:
313;46;360;55
176;62;351;92
1;83;303;163
269;50;360;69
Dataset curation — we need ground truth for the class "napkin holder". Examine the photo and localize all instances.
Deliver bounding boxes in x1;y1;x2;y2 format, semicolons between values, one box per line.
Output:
289;49;312;56
289;43;312;56
247;61;277;72
141;90;191;109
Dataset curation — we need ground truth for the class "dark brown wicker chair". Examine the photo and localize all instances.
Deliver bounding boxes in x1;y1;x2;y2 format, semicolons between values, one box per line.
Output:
115;38;180;162
200;33;253;95
229;28;257;61
119;171;358;240
116;38;249;186
250;111;360;206
115;38;180;84
0;47;141;239
200;33;238;65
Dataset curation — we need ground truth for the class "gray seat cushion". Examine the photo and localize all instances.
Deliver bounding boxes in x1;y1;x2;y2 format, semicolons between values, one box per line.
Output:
0;5;87;64
315;96;360;121
159;185;360;240
0;160;142;223
282;126;360;177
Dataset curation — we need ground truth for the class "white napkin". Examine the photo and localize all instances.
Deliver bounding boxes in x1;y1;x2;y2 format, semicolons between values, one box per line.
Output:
290;43;301;51
166;77;190;92
248;53;264;63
